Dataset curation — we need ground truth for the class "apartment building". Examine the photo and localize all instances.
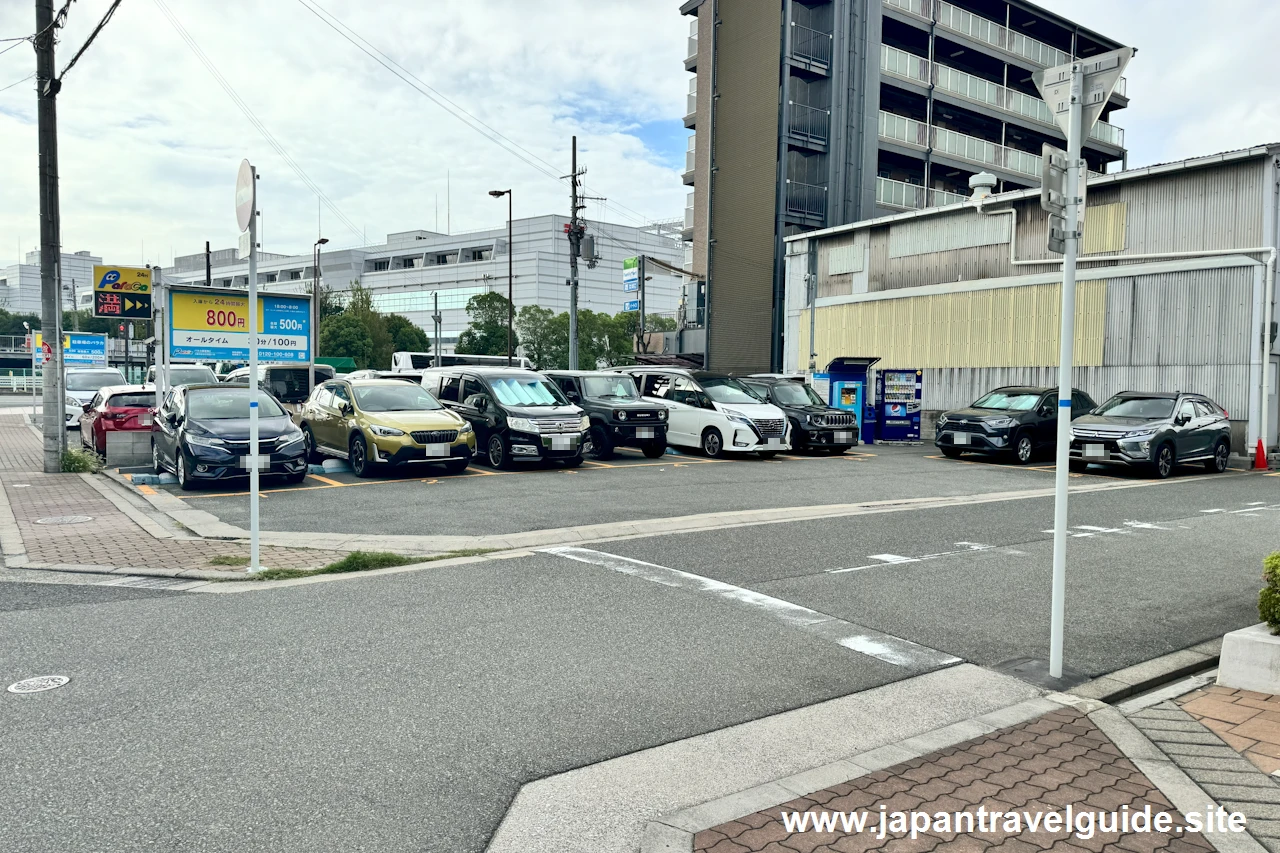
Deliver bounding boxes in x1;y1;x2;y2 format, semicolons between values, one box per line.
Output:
681;0;1130;373
0;250;103;315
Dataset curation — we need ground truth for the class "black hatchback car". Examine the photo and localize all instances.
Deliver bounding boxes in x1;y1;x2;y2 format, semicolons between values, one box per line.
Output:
151;384;308;490
1069;391;1233;478
742;375;859;453
421;367;588;469
934;386;1096;464
545;370;669;460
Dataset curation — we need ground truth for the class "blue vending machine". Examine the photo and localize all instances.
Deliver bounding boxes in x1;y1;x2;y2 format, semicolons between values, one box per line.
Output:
877;368;923;443
825;357;881;445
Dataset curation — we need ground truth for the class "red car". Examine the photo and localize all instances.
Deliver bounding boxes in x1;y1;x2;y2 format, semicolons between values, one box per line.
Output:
80;384;157;455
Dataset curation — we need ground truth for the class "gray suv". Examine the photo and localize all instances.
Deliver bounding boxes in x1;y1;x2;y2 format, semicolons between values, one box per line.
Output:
1068;391;1232;478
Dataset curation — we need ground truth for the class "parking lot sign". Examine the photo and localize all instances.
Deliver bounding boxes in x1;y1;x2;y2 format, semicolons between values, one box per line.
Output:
167;286;311;363
34;332;108;367
92;265;152;319
622;299;640;312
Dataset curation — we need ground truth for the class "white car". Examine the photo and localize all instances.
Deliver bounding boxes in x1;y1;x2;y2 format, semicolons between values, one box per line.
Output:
610;367;791;458
64;367;127;429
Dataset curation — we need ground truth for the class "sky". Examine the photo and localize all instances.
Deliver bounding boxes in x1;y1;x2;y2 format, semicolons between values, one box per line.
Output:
1;0;1277;270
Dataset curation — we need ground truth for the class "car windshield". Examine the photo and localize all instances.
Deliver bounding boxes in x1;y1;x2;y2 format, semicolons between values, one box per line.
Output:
700;377;764;405
582;376;640;400
489;377;566;407
771;382;825;407
972;391;1041;411
168;367;216;385
66;370;125;391
353;384;443;412
186;388;286;419
1095;396;1176;419
107;393;155;409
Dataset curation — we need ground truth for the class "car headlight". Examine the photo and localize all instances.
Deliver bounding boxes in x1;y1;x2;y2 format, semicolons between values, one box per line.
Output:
1122;428;1157;440
368;424;405;437
987;417;1016;429
457;420;473;434
617;410;627;421
66;395;80;408
278;432;305;448
721;408;754;426
185;433;225;448
507;416;536;433
657;408;667;421
579;415;591;431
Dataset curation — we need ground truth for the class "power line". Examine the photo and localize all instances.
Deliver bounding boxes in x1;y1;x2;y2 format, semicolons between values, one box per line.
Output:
58;0;122;80
0;39;28;58
0;72;35;94
150;0;365;243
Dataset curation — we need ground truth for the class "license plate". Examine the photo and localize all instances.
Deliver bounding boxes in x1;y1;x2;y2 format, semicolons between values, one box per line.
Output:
1084;443;1107;458
547;434;578;450
834;431;852;443
765;438;783;449
139;415;152;426
424;443;449;457
953;432;970;445
635;427;655;439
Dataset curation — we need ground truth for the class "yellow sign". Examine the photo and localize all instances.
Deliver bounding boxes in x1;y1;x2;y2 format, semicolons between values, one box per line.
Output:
171;291;264;333
92;265;151;294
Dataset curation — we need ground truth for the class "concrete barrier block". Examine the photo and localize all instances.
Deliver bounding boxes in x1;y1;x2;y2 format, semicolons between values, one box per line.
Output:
1218;623;1280;693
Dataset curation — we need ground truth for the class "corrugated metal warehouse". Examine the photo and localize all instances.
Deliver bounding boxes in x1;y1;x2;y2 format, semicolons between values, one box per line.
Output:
783;145;1280;453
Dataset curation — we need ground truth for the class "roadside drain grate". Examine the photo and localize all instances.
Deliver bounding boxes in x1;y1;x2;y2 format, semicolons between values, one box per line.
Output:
7;676;70;694
34;516;94;525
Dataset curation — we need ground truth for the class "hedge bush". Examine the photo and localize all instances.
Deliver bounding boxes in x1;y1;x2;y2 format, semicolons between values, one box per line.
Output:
1258;552;1280;634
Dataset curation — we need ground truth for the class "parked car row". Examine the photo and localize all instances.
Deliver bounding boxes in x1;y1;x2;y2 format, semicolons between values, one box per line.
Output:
934;385;1233;478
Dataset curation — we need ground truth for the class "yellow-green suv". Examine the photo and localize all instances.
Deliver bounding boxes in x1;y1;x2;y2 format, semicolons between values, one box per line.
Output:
296;378;475;477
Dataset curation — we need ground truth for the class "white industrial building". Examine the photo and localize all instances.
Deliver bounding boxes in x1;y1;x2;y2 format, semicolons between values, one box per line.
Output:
0;250;102;315
162;215;688;355
785;145;1280;455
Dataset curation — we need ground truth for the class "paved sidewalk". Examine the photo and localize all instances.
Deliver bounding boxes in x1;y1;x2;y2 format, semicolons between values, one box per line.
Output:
0;414;44;473
1176;687;1280;775
689;707;1213;853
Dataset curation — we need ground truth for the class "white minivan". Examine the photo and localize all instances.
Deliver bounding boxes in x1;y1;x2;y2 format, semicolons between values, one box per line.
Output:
609;367;791;458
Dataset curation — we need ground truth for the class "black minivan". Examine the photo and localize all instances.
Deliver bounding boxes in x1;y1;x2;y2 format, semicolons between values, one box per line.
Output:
421;367;588;469
545;370;669;460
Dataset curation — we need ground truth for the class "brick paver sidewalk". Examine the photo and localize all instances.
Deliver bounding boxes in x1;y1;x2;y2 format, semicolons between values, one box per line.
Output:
1177;686;1280;776
0;413;45;473
693;707;1215;853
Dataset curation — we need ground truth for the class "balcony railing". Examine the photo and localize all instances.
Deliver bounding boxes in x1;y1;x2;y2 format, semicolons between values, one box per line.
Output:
685;136;696;173
687;19;697;62
883;0;931;18
878;110;929;148
686;78;697;117
790;22;832;67
877;177;967;210
880;44;931;85
785;180;827;219
684;193;695;229
788;102;831;145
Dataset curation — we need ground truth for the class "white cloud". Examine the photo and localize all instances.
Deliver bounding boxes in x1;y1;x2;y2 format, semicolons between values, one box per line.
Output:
1;0;1276;270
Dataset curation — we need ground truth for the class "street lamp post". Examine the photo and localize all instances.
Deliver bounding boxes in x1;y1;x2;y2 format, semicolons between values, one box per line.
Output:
22;321;35;416
311;237;328;395
489;189;513;366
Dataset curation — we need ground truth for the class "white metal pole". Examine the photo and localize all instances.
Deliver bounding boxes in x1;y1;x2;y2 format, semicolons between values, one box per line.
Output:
248;199;260;573
1049;63;1084;679
154;267;167;408
30;330;36;416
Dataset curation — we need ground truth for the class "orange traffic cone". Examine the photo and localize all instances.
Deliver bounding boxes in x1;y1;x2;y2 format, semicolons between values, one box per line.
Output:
1257;439;1270;470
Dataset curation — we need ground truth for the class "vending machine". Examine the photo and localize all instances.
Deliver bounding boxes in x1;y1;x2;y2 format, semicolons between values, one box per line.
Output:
876;368;923;443
824;357;881;444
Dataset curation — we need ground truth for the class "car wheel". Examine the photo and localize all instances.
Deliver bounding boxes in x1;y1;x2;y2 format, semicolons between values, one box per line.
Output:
584;425;613;460
641;442;666;459
701;428;725;458
487;435;514;470
1153;443;1175;479
350;434;376;478
1013;432;1034;465
443;458;469;475
284;470;307;485
561;455;584;468
940;446;963;459
1068;460;1088;473
151;440;164;474
301;425;321;464
176;451;196;491
1205;439;1229;474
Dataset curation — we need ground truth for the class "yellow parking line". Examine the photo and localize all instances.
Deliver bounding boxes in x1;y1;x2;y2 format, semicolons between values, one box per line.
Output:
307;474;346;487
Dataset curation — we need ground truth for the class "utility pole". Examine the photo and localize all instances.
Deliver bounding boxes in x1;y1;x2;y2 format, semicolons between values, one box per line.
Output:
69;278;79;330
35;0;65;471
638;254;647;353
432;291;441;368
567;136;582;369
205;240;211;287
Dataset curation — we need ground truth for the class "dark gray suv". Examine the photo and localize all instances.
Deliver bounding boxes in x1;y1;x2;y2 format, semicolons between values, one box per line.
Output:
1068;391;1232;478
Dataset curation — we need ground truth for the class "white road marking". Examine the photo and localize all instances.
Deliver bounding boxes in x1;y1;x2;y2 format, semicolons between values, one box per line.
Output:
1124;520;1171;530
96;576;208;591
1200;509;1225;514
867;554;917;564
828;543;993;575
1073;525;1125;534
1247;502;1266;506
542;546;960;670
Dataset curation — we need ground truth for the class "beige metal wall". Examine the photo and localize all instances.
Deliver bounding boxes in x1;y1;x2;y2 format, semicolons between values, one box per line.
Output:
705;0;781;373
689;4;715;280
799;279;1107;370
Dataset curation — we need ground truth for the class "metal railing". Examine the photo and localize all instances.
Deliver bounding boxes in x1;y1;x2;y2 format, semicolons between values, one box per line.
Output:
883;0;931;17
785;180;827;218
685;136;696;173
876;177;966;210
684;193;695;229
788;102;831;145
0;334;33;355
687;19;697;62
880;44;931;85
686;78;697;117
790;22;832;67
878;110;929;147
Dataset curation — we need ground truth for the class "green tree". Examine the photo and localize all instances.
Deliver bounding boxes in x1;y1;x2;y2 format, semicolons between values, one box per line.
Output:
344;282;394;369
307;279;344;321
516;305;558;369
0;309;42;336
384;313;430;353
319;313;374;369
457;292;518;356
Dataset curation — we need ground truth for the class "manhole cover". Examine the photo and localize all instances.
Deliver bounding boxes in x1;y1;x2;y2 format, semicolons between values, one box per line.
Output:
7;675;70;694
34;516;93;525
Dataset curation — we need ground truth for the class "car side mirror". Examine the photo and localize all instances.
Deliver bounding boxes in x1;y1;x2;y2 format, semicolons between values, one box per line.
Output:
82;403;93;413
1175;413;1190;426
340;403;353;416
566;391;580;402
1038;405;1053;417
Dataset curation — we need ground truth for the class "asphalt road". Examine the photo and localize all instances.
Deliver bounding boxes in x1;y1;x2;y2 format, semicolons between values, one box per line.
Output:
3;456;1273;852
138;443;1217;537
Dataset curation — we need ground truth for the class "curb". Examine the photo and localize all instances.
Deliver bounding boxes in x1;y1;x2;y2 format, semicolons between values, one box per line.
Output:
1068;639;1222;704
